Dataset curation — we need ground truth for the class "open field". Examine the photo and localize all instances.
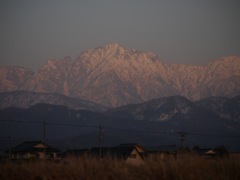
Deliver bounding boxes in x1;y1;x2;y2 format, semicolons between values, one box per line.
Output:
1;155;240;180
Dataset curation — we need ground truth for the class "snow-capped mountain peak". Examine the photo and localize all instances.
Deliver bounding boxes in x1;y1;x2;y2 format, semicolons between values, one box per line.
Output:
0;44;239;107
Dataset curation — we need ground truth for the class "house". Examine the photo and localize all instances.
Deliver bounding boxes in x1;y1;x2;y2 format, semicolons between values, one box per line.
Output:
91;144;145;165
193;147;217;158
10;141;59;160
146;145;177;160
61;149;89;159
205;149;216;157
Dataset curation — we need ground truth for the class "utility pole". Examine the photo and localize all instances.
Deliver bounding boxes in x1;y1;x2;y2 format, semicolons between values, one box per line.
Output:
43;120;46;159
6;136;12;162
179;131;186;150
99;125;104;159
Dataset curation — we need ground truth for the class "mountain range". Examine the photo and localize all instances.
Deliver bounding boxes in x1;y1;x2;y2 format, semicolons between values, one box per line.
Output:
1;44;240;150
1;43;240;107
0;92;239;150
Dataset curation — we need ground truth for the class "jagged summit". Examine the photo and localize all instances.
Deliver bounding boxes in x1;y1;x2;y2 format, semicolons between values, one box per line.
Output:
105;43;124;50
85;43;125;54
0;44;240;107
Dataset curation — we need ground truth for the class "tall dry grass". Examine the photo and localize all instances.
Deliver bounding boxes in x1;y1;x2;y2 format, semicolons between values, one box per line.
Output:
0;155;240;180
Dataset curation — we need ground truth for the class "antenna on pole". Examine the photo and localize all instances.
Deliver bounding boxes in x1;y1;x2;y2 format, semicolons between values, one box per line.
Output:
99;125;104;159
179;131;186;150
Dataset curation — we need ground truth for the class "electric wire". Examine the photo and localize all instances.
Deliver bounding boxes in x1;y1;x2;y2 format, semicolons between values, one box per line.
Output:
1;118;240;138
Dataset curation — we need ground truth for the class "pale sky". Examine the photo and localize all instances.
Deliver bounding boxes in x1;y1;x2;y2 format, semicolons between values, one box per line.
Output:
1;0;240;70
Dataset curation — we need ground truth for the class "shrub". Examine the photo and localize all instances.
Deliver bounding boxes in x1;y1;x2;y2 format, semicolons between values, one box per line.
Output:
0;155;239;180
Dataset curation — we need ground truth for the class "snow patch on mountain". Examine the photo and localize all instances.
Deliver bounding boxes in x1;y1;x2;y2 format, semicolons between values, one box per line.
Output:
0;44;240;107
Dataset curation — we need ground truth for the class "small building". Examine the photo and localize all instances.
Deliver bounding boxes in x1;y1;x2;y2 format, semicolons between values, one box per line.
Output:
205;149;216;157
146;145;177;160
61;149;89;159
91;144;145;165
10;141;59;160
193;148;217;158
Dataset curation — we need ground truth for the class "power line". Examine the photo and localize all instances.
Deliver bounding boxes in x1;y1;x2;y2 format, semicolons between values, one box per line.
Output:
104;126;177;135
185;132;240;138
0;119;43;124
1;118;240;138
48;122;99;129
0;119;99;129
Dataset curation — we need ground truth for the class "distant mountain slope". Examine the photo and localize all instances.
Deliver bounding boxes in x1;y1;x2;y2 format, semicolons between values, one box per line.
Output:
0;95;240;150
0;44;240;107
108;95;240;124
108;96;198;121
0;91;107;112
0;66;34;92
196;96;240;122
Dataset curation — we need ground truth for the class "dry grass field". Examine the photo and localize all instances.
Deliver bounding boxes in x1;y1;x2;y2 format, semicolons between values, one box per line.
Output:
0;155;240;180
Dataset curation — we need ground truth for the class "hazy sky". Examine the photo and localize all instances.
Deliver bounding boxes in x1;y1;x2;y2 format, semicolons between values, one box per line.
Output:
1;0;240;70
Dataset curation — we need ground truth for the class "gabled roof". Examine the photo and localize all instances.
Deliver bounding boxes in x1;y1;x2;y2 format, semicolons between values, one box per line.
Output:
205;149;216;155
11;141;59;153
112;146;137;159
62;149;89;156
147;145;177;153
91;146;137;160
119;143;145;152
193;148;214;155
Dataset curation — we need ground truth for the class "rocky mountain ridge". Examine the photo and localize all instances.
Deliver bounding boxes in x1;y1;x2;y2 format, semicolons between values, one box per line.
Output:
0;91;107;112
0;44;240;107
1;90;239;124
